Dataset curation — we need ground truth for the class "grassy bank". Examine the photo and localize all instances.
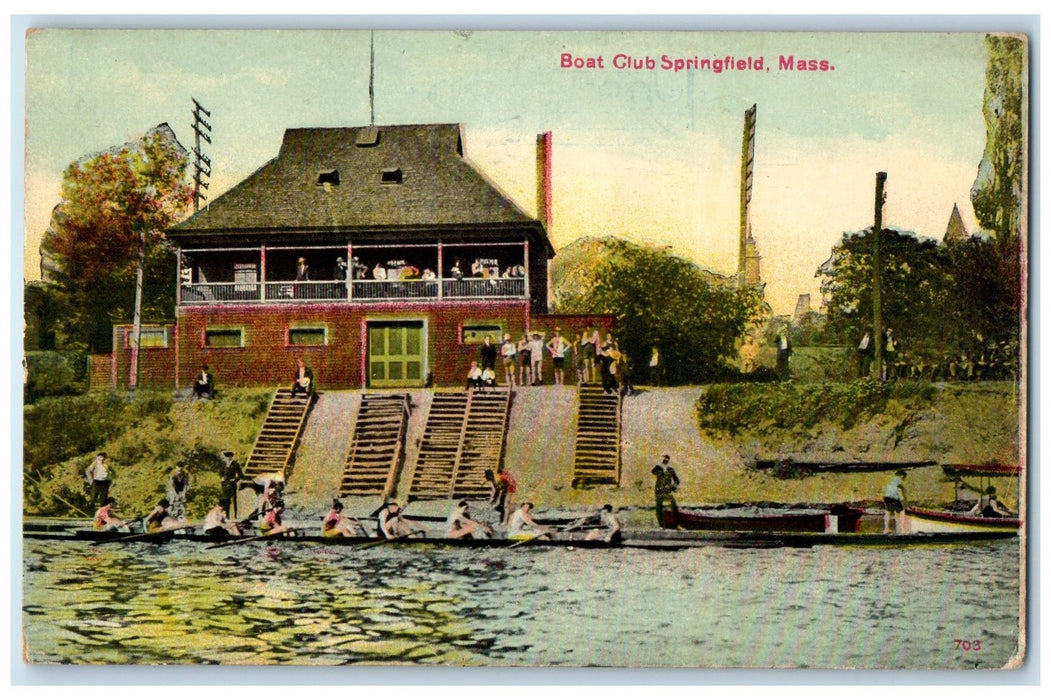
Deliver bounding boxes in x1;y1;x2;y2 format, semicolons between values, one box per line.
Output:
23;381;1023;523
24;389;272;519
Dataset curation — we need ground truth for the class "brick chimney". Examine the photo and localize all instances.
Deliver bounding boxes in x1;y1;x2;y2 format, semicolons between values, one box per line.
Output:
536;131;552;230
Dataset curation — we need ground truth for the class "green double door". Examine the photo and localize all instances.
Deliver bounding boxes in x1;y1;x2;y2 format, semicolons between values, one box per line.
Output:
367;320;425;387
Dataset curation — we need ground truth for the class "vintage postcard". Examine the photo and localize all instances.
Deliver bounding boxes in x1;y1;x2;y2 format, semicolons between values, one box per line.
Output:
19;27;1028;672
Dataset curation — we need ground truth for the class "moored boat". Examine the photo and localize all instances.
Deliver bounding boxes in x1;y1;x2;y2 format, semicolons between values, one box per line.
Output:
904;507;1020;534
661;504;865;533
904;463;1022;535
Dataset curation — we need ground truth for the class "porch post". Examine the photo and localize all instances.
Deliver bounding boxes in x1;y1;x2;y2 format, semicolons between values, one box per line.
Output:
347;241;353;300
260;245;267;302
437;241;444;300
523;240;530;301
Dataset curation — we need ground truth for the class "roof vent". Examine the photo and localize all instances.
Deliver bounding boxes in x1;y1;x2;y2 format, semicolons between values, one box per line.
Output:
356;127;380;147
381;168;403;184
317;169;340;187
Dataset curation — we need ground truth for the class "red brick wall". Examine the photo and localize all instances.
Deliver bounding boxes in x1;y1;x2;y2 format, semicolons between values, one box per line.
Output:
174;301;538;390
115;306;615;390
112;325;177;391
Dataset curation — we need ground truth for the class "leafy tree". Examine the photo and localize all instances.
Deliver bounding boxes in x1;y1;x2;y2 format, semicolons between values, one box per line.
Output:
819;229;1020;368
819;229;955;364
971;34;1027;243
556;239;765;384
40;126;192;352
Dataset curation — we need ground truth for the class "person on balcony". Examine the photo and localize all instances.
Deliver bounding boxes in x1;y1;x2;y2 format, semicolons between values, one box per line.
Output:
372;263;387;280
335;257;348;281
351;256;368;280
192;364;214;400
450;259;463;280
471;259;485;277
291;358;315;398
295;257;310;281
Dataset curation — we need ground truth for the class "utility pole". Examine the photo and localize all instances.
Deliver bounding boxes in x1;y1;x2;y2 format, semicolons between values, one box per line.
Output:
873;172;887;379
128;228;146;393
737;104;757;286
191;98;212;212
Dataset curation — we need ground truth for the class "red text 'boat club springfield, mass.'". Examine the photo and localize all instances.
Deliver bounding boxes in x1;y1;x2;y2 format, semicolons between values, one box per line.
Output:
560;53;834;73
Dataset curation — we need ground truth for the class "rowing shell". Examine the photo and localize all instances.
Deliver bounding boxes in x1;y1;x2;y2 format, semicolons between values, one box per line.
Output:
22;528;1017;549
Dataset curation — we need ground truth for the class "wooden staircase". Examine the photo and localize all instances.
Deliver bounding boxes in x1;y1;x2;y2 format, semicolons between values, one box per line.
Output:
243;388;314;481
409;388;512;500
338;393;411;498
571;385;622;487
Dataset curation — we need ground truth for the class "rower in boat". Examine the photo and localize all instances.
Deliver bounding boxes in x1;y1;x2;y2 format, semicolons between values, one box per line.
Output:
376;502;425;539
585;504;623;543
247;475;285;520
259;499;293;537
93;497;129;532
507;502;553;541
203;501;241;537
322;499;367;538
445;501;494;540
968;486;1016;518
145;498;181;533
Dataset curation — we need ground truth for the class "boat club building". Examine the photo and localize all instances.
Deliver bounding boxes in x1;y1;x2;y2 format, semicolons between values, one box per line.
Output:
121;123;609;391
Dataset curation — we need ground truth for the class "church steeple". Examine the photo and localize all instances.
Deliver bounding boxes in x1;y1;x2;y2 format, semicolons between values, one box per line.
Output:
943;202;968;244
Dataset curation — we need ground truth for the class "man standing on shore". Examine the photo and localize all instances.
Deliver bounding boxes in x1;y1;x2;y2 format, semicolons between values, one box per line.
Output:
652;454;681;527
85;453;112;508
883;470;908;534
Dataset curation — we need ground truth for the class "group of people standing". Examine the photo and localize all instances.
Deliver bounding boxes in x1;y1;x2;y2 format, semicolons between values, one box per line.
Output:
857;328;899;380
473;327;632;395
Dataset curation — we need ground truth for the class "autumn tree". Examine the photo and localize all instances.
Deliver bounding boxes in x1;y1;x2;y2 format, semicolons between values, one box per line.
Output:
40;125;193;353
556;239;765;384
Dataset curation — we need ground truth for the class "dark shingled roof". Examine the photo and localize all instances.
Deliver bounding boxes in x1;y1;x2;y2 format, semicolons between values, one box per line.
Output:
171;123;543;235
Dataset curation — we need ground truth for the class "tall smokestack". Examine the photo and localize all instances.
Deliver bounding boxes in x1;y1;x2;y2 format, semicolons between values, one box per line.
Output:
738;104;757;284
536;131;552;229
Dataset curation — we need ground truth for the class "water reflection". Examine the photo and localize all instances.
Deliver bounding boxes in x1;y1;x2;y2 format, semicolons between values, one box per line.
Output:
22;539;1021;668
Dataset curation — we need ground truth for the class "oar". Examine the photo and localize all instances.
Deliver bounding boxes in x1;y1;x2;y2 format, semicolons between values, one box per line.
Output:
508;513;592;549
93;523;193;545
23;470;94;519
204;528;296;550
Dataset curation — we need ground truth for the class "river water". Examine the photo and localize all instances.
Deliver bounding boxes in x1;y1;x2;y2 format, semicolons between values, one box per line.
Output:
21;537;1022;669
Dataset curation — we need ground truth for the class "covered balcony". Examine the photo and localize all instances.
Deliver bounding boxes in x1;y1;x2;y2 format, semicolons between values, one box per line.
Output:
178;242;530;305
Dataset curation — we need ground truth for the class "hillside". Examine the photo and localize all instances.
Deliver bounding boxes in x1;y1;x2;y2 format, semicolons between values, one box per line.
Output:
550;236;731;312
23;382;1023;523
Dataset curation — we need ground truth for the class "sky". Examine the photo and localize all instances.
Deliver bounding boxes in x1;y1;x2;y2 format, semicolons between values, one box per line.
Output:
23;29;995;315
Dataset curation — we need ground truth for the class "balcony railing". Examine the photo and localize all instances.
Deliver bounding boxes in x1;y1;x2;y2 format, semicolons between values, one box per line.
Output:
180;277;528;305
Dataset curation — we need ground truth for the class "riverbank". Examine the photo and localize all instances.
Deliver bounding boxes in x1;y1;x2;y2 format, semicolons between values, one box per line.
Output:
22;381;1023;522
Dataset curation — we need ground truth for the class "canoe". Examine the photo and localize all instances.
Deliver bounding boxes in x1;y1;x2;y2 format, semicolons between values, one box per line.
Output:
754;459;936;474
662;505;865;533
905;507;1022;534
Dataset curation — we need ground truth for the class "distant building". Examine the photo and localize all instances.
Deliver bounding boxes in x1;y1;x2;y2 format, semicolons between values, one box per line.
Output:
793;294;812;323
943;202;969;244
114;123;610;390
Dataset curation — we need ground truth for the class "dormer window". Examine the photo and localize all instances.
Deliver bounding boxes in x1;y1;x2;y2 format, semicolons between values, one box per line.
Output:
317;169;340;187
381;168;403;184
